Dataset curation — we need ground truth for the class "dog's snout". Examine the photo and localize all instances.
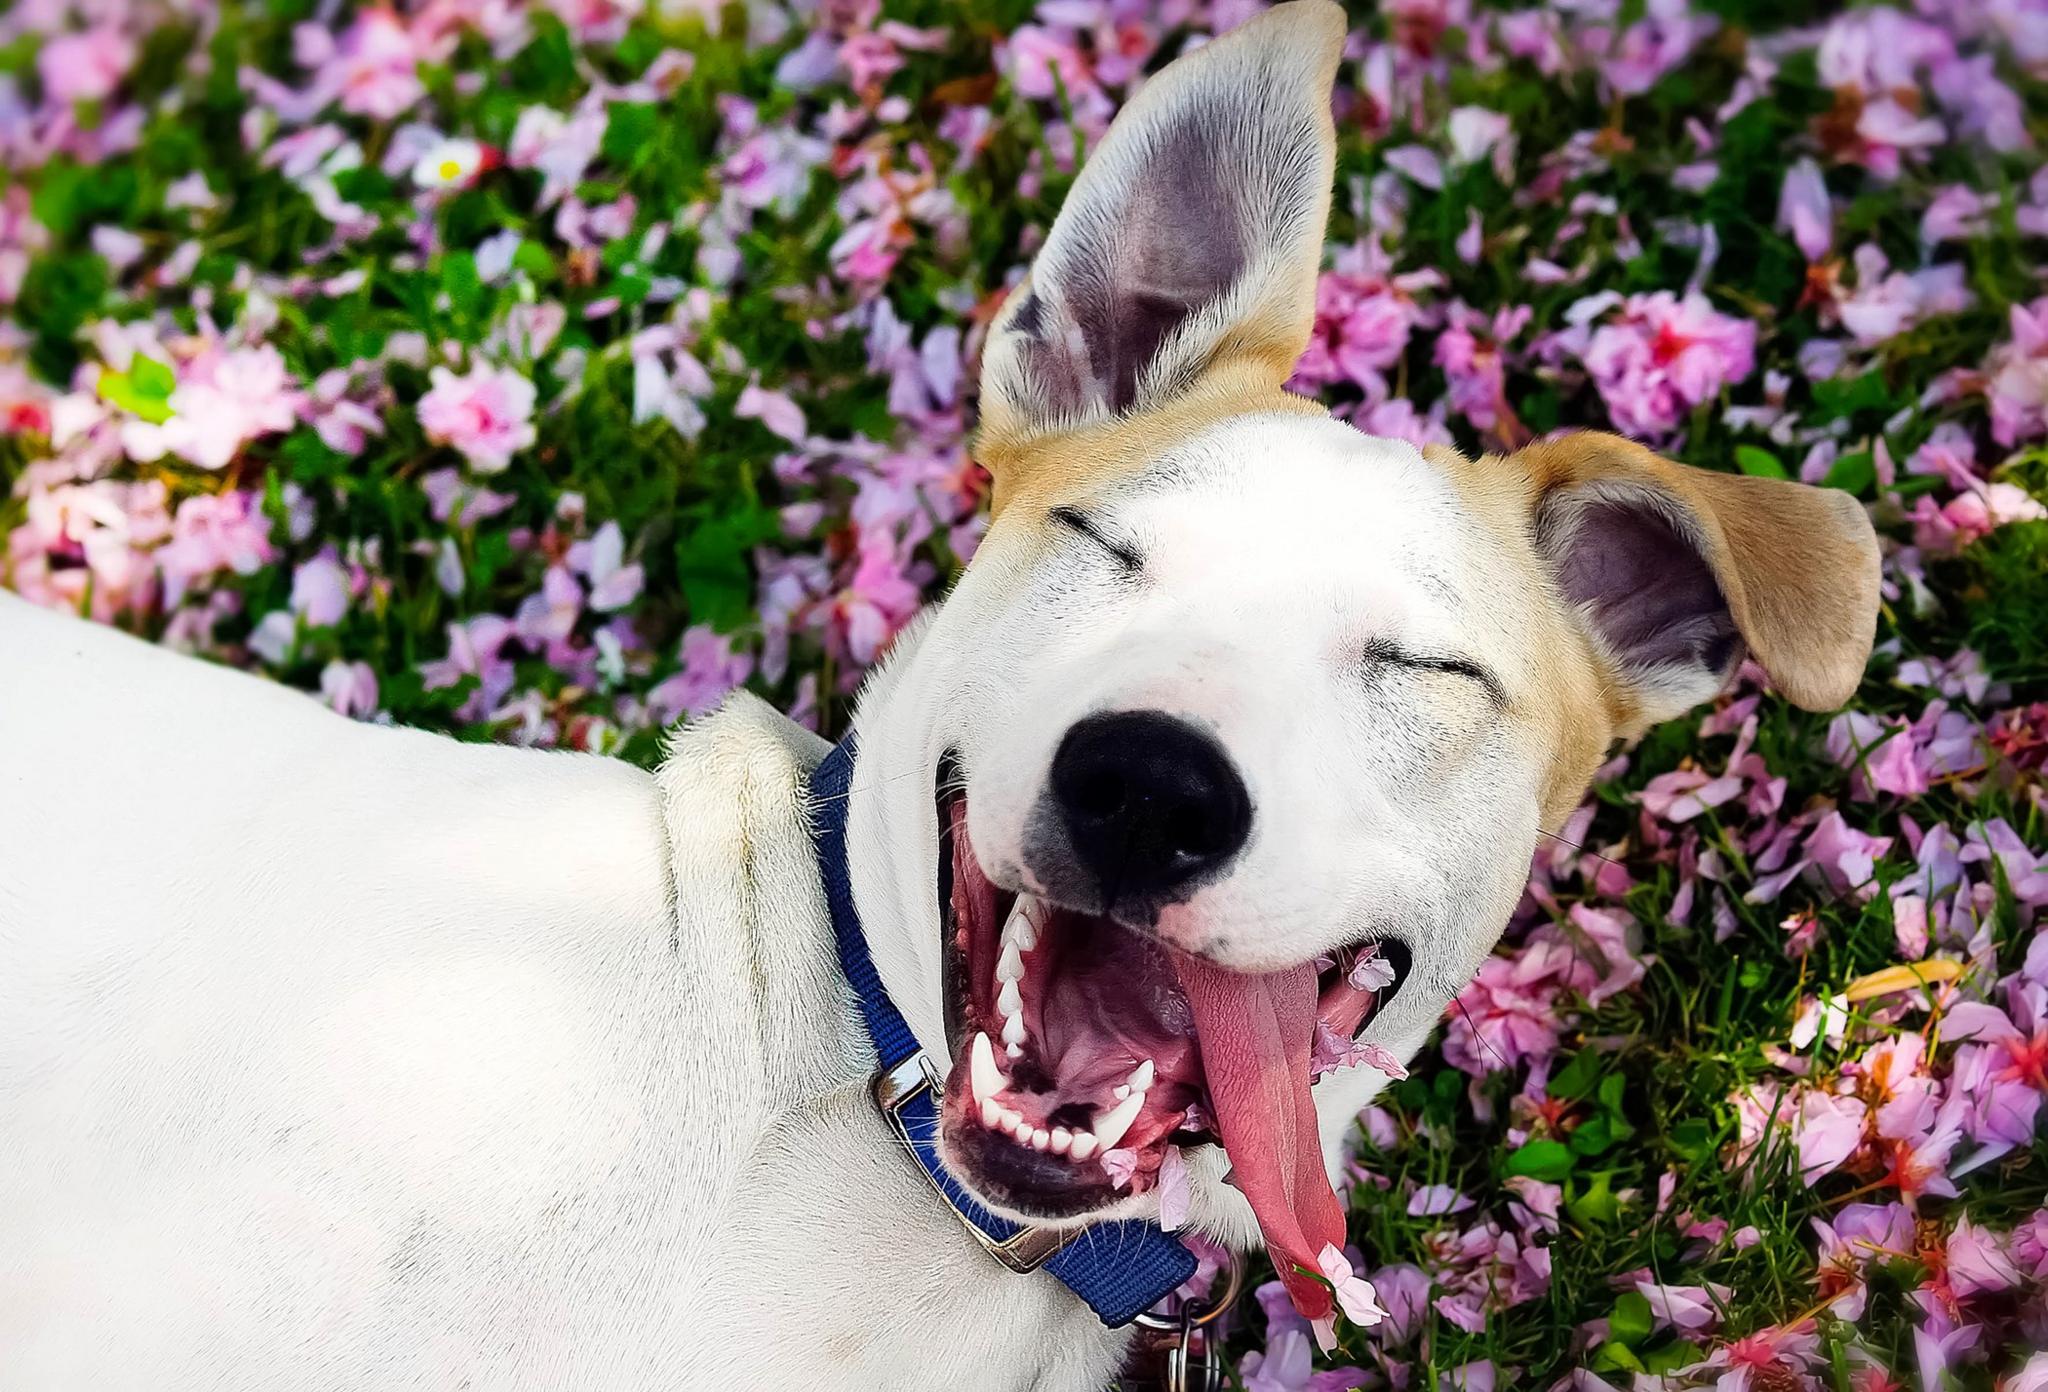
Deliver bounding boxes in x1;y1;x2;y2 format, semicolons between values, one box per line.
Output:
1048;712;1251;902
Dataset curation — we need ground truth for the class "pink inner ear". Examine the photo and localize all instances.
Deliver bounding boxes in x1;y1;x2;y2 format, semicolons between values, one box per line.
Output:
1541;492;1741;681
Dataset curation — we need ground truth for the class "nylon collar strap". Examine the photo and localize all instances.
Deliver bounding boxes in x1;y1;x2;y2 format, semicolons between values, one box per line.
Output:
807;734;1196;1328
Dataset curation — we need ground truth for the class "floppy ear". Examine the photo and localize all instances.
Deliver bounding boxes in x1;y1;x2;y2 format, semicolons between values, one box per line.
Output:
977;1;1343;454
1514;433;1882;730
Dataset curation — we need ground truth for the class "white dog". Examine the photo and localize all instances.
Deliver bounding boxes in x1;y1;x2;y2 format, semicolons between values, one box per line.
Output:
0;4;1878;1388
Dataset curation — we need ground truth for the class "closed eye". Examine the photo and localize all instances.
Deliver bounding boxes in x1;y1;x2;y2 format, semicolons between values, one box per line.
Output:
1363;637;1507;711
1048;505;1143;573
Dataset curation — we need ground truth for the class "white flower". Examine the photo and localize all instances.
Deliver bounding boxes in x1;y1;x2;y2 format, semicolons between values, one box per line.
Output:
411;137;488;189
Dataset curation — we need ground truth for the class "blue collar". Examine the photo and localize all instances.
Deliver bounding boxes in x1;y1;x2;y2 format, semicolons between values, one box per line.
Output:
807;734;1196;1328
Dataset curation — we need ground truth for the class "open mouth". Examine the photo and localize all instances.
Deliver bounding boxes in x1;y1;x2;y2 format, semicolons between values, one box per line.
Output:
932;763;1411;1239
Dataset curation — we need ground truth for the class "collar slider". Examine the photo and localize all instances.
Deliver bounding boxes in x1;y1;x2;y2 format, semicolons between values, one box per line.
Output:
872;1051;1074;1274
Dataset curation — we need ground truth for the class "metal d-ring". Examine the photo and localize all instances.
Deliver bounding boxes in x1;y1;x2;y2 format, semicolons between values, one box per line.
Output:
1131;1244;1245;1331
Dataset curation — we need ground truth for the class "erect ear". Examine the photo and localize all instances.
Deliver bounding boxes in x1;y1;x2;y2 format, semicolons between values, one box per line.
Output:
977;1;1343;456
1514;433;1882;730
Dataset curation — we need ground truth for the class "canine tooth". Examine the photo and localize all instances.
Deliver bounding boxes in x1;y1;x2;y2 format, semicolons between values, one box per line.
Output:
996;978;1023;1017
1128;1059;1155;1093
980;1096;1002;1129
1002;1013;1028;1048
996;939;1025;983
970;1031;1007;1104
1031;1128;1050;1150
1092;1091;1145;1152
1068;1131;1099;1161
1050;1128;1072;1155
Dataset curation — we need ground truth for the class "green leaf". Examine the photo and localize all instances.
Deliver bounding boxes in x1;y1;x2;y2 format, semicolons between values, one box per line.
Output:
97;367;173;423
1734;445;1788;479
1504;1139;1575;1181
1568;1170;1623;1225
1609;1292;1655;1346
1548;1050;1602;1101
1643;1341;1704;1375
1590;1341;1646;1374
130;354;175;399
1810;370;1891;421
601;102;659;168
1570;1113;1616;1156
1823;449;1876;496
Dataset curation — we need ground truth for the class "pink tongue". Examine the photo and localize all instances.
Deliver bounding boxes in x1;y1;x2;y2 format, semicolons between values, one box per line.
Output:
1173;952;1345;1323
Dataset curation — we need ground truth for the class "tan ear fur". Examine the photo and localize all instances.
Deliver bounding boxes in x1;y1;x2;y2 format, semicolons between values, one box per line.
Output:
975;1;1345;498
1511;433;1883;713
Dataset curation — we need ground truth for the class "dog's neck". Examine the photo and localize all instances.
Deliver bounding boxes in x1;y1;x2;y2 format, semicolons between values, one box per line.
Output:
660;694;1132;1389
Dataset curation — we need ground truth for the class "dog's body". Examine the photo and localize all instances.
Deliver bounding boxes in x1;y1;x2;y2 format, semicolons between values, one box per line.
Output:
1;4;1881;1387
0;589;1125;1390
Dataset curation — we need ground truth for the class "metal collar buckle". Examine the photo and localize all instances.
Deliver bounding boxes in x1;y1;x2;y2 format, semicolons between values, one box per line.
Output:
872;1051;1074;1274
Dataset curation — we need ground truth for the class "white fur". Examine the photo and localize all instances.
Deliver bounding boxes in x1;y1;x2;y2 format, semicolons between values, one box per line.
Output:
0;588;1126;1391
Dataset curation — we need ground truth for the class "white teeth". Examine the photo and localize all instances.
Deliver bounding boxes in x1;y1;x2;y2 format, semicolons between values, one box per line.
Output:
1114;1084;1130;1100
1030;1128;1050;1151
970;1032;1007;1105
1128;1059;1155;1093
1092;1090;1145;1152
1050;1127;1072;1155
996;939;1025;983
980;1096;1002;1129
1006;1042;1023;1059
1068;1131;1099;1161
1003;897;1038;952
1002;1013;1028;1048
996;977;1023;1018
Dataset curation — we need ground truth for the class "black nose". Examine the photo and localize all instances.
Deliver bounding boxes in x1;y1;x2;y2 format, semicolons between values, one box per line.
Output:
1048;711;1252;904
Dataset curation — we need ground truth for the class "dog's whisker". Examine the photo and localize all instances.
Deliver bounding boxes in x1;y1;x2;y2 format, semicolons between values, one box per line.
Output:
1532;825;1629;875
1451;995;1511;1072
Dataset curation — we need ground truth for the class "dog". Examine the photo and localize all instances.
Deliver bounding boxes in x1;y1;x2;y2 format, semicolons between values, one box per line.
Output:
0;3;1879;1388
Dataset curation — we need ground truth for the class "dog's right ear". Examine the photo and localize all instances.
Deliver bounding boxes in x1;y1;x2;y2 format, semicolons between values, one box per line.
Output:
976;2;1344;478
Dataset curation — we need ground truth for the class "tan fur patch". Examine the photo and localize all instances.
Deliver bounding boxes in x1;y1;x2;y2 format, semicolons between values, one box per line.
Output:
978;359;1328;520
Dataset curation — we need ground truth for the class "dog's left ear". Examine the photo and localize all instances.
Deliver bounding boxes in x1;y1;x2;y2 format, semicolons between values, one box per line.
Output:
977;1;1344;477
1508;432;1882;732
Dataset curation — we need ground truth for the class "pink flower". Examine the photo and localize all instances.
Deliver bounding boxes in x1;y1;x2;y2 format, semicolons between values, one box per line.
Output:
418;362;538;472
1291;254;1437;403
121;345;303;472
1796;1089;1869;1182
1155;1144;1190;1232
1578;291;1756;438
1634;1279;1730;1333
1777;158;1832;262
290;551;351;627
735;382;808;444
1407;1185;1475;1217
308;11;425;123
419;614;516;721
319;659;379;718
1445;106;1512;177
1316;1243;1388;1329
647;626;754;725
154;490;275;607
1988;297;2048;447
1600;0;1717;97
39;26;137;105
569;520;643;613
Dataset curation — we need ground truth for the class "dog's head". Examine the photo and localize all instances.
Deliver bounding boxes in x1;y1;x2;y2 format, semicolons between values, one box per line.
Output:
843;0;1878;1304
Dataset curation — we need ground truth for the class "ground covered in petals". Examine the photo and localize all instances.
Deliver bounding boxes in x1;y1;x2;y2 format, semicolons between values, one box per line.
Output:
5;0;2048;1387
